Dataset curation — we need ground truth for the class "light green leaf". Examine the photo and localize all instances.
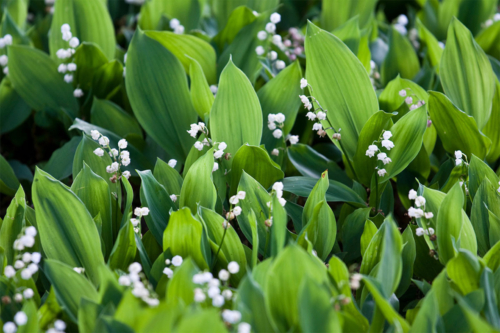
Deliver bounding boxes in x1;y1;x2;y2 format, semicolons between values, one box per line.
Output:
417;19;444;71
447;250;482;295
321;0;376;31
108;219;136;272
483;80;500;163
0;154;20;196
469;155;499;199
396;227;416;297
90;98;142;139
139;0;201;32
360;219;378;257
72;42;108;91
440;18;495;130
269;194;288;257
0;186;25;264
378;75;428;120
381;27;420;86
153;157;183;198
305;21;378;159
32;167;105;285
188;57;214;119
213;6;256;50
476;20;500;60
125;29;197;162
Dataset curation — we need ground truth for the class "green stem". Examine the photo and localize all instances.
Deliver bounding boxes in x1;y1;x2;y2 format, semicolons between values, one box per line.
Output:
375;174;380;212
264;228;270;258
211;227;228;271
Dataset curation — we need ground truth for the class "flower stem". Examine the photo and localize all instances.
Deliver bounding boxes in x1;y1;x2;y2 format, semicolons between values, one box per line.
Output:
211;227;228;271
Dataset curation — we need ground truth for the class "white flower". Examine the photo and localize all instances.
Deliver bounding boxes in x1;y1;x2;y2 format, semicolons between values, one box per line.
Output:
23;288;34;299
316;111;326;120
272;182;284;192
236;191;246;200
61;23;71;33
428;227;435;235
273;34;282;45
98;136;109;147
208;278;220;288
454;150;462;159
255;46;265;55
408;189;417;200
494;13;500;22
270;12;281;24
56;48;69;59
268;121;277;130
289;135;299;144
383;131;392;140
218;269;229;281
275;113;285;123
67;63;77;71
20;269;32;280
265;22;276;33
57;63;67;73
238;323;251;333
312;123;322;131
15;260;25;269
25;226;37;237
273;129;283;139
229;196;239;205
194;289;206;302
212;162;219;172
305;112;316;121
381;139;395;150
194;141;204;151
214;150;224;159
109;148;119;157
377;169;387;177
129;262;142;274
27;263;38;274
394;23;407;35
415;196;426;207
382;157;391;165
118;275;131;286
64;74;73;83
2;34;12;45
118;139;128;149
188;123;201;137
4;265;15;278
54;320;66;331
172;255;183;266
13;239;24;251
31;252;41;264
212;295;225;307
405;96;413;104
409;104;418;111
279;197;286;206
62;30;72;41
169;18;180;29
22;253;31;263
69;37;80;48
416;227;424;236
3;322;16;333
300;78;308;89
20;235;34;248
409;207;424;218
377;152;387;161
210;85;218;94
120;157;130;168
14;311;27;326
14;294;22;302
91;130;100;140
455;158;462;166
222;310;242;324
3;66;8;75
271;149;279;156
73;88;84;98
222;289;233;300
350;273;362;290
257;30;267;40
170;194;177;202
163;267;173;278
397;14;409;26
233;206;242;216
268;114;277;122
208;286;220;298
228;261;239;274
130;218;140;226
267;51;278;60
399;89;407;97
174;25;185;34
73;267;84;274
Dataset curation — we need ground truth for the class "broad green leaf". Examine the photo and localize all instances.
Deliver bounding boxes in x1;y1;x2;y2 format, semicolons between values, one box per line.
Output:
0;154;20;196
265;245;328;332
229;145;283;196
360;219;378;257
180;148;217;213
212;0;277;28
188;57;214;119
378;75;428;120
332;16;361;54
0;186;25;264
436;182;477;264
476;21;500;61
90;98;142;138
162;207;210;270
379;107;428;182
139;0;201;32
483;80;500;163
381;27;420;86
440;18;495;130
417;19;444;71
484;241;500;272
428;91;491;159
49;0;116;60
146;31;216;85
396;227;416;297
44;259;99;322
258;61;302;148
138;170;175;247
269;194;288;257
32;167;105;285
43;136;81;180
72;42;108;90
91;59;123;100
305;21;378;159
153;158;183;198
108;219;136;272
7;45;78;116
0;77;31;134
447;250;482;295
71;163;113;258
480;268;500;329
18;300;39;333
282;176;366;207
341;208;372;262
408;290;440;333
469;155;499;199
125;29;197;161
321;0;376;31
210;59;262;161
174;309;227;333
213;6;256;50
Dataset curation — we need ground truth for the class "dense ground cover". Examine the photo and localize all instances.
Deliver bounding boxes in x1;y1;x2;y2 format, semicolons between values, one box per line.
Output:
1;0;500;332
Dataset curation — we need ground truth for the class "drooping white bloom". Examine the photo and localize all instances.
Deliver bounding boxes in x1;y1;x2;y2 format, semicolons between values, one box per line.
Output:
383;131;393;140
14;260;25;269
228;261;240;274
118;275;131;286
405;96;413;104
172;255;183;266
64;74;73;83
270;12;281;24
408;207;424;218
109;148;119;157
271;149;279;156
273;182;284;192
27;265;38;274
350;273;362;290
255;46;265;56
2;34;12;45
67;63;77;71
129;262;142;274
289;135;299;144
218;269;229;281
428;227;435;235
300;78;308;89
222;289;233;300
399;89;407;97
214;149;224;159
425;212;434;219
118;139;128;149
229;196;239;205
377;152;387;161
212;295;225;307
494;13;500;22
208;286;220;298
31;252;41;264
187;123;201;137
377;168;387;177
272;34;282;45
233;206;242;216
312;123;322;131
122;171;131;179
0;55;9;67
265;22;276;33
61;23;71;33
408;189;417;200
56;48;69;59
54;320;66;331
2;66;8;75
455;158;462;166
222;310;242;324
194;289;206;302
236;191;246;200
57;63;68;73
212;162;219;172
381;139;395;150
4;265;15;278
23;288;34;299
20;235;34;248
174;25;185;34
62;30;72;41
238;322;252;333
69;37;80;48
267;51;278;60
73;88;84;98
275;113;285;123
317;111;327;120
415;196;426;207
73;267;84;274
273;129;283;139
22;253;31;263
306;112;316;121
454;150;462;159
25;226;37;237
163;267;173;278
3;322;16;333
194;141;204;151
397;14;409;26
394;23;407;35
134;208;143;216
121;151;130;158
210;85;218;94
268;121;277;130
91;130;100;140
415;227;424;236
257;30;267;40
130;218;140;226
14;294;22;302
20;269;32;280
140;207;149;216
279;197;286;206
169;18;180;29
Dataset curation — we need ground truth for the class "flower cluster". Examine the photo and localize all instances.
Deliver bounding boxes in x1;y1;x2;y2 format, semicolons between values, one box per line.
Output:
349;273;362;290
91;130;131;181
162;255;183;278
281;27;305;61
407;189;435;237
189;122;207;138
271;181;286;207
3;311;29;333
45;320;67;333
55;24;83;98
393;14;409;35
454;150;468;166
483;13;500;28
268;113;286;139
227;191;246;220
398;88;425;111
118;262;159;307
130;207;150;233
365;130;394;177
255;13;286;72
192;261;240;307
3;227;40;281
169;18;185;34
0;34;13;75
